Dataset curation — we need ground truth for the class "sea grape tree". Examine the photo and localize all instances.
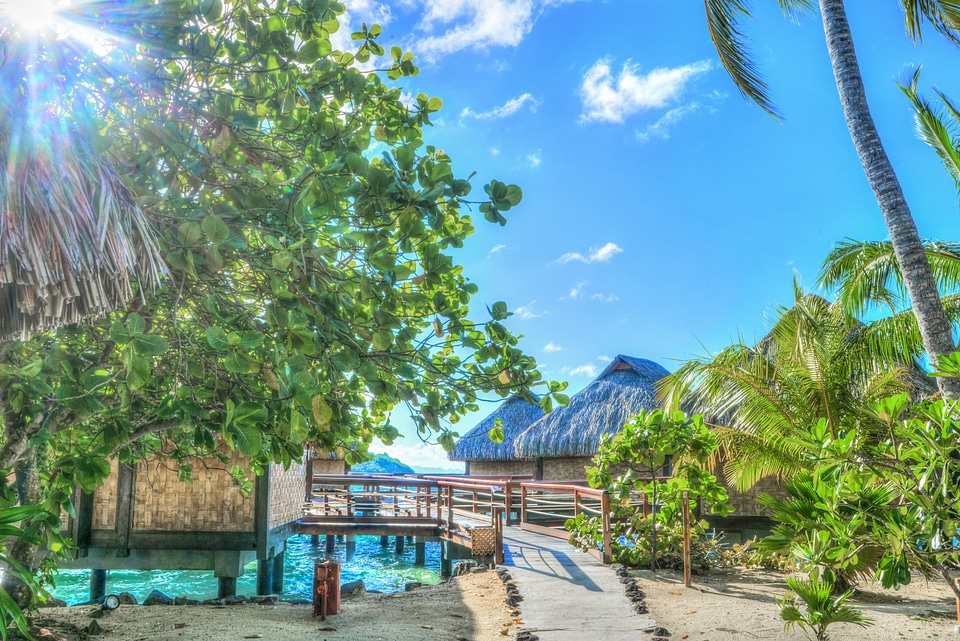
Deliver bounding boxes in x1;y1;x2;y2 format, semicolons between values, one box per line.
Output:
0;0;563;609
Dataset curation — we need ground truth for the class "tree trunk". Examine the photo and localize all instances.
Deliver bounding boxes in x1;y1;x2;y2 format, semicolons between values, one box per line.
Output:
1;447;41;609
818;0;960;399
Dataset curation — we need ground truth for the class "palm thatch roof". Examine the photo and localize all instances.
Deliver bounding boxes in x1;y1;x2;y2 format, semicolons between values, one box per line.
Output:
0;56;166;341
514;355;669;459
449;394;543;461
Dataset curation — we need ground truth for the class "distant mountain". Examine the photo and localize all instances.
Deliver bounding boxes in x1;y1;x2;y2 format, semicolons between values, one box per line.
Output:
351;453;415;475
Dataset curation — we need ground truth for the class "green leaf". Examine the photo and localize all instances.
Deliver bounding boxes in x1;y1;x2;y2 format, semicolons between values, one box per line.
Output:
201;215;231;244
230;423;263;456
127;313;146;336
18;359;42;378
134;334;169;356
205;326;230;352
224;353;257;374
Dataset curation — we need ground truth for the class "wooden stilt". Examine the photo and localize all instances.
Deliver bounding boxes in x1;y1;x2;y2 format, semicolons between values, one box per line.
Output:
89;569;106;602
346;535;356;561
380;535;389;547
325;534;335;553
395;535;405;554
257;558;274;595
218;576;237;599
415;539;426;566
272;552;285;594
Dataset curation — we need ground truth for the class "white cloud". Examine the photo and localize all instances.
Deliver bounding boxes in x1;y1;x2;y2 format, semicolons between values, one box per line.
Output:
556;242;623;264
597;354;613;363
461;93;540;120
591;293;619;303
411;0;539;60
543;342;565;353
490;146;501;156
569;363;600;378
368;440;463;472
525;149;542;168
514;300;545;320
579;59;712;124
635;103;702;143
489;244;507;254
568;281;586;299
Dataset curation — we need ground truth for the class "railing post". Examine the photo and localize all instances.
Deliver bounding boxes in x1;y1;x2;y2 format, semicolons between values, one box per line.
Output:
436;486;443;528
505;482;514;525
574;489;581;517
447;485;454;531
520;484;528;526
600;490;612;565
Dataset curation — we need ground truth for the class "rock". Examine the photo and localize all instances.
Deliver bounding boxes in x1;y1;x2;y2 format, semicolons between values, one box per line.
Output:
250;595;279;606
202;598;225;606
341;580;365;598
38;597;66;608
469;565;488;573
452;562;473;577
404;582;422;591
87;609;104;619
118;592;139;605
173;596;190;606
85;620;104;636
516;632;539;641
144;590;173;606
224;595;249;605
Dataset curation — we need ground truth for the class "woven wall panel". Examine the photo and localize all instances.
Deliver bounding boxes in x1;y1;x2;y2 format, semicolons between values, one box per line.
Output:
471;527;496;557
268;457;307;529
91;459;119;530
133;449;254;532
469;460;536;477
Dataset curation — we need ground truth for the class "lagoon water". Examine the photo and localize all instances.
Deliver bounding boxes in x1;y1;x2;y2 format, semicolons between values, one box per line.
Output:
49;535;443;605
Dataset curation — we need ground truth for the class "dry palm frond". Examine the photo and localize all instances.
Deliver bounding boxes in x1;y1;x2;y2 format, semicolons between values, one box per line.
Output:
0;121;167;341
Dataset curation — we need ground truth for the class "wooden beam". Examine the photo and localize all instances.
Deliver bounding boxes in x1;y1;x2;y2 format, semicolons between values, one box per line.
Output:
254;464;271;559
114;462;136;558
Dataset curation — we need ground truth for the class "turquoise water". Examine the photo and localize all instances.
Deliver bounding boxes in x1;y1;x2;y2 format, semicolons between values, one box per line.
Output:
48;535;443;605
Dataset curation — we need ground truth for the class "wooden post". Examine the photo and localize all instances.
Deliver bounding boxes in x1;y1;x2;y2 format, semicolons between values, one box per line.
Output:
218;576;237;599
574;489;581;517
447;487;453;531
89;569;106;602
520;485;528;526
600;491;612;565
395;535;405;554
272;551;285;594
345;536;356;561
380;535;389;547
257;557;274;595
414;538;426;566
325;534;335;553
504;483;514;525
311;534;320;546
682;490;692;588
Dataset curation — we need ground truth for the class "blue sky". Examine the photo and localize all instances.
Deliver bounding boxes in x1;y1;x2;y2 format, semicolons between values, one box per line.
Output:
340;1;960;469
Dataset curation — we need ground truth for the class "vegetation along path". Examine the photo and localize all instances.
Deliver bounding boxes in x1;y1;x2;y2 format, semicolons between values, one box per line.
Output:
502;527;656;640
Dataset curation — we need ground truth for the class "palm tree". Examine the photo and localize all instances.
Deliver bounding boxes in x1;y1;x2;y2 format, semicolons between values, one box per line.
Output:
703;0;960;398
659;286;924;490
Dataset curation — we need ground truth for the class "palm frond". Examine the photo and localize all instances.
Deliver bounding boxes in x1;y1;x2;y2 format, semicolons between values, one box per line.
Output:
704;0;782;119
900;0;960;44
899;68;960;193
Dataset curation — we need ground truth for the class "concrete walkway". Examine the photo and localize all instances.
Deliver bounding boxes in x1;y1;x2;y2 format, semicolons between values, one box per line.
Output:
501;527;656;640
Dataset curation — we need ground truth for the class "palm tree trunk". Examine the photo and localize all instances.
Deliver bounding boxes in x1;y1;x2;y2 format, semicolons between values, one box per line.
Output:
818;0;960;399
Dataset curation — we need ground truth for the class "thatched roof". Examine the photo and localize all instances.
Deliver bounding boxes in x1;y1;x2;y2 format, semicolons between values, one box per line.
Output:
449;394;543;462
0;55;167;341
514;355;669;459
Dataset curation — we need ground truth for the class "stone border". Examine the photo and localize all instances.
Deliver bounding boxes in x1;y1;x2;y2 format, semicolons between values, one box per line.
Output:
611;564;671;640
495;566;539;641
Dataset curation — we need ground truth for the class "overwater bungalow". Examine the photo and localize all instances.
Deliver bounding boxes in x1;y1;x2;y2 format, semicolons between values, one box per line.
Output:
513;355;668;479
447;394;544;477
64;446;308;600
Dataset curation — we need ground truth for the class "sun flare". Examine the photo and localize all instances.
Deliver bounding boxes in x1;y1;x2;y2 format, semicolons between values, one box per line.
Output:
0;0;64;35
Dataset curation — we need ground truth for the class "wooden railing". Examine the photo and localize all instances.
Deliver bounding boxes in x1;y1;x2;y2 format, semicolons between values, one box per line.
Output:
519;482;612;564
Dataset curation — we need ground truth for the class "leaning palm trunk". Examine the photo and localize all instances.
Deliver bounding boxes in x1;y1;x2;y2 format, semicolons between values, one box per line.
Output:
818;0;960;399
0;120;167;341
